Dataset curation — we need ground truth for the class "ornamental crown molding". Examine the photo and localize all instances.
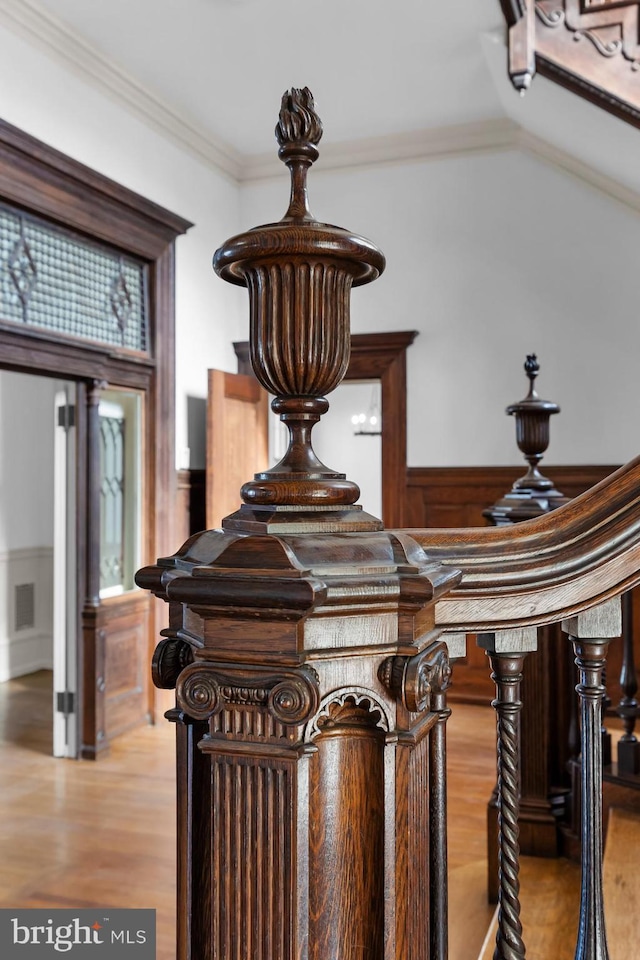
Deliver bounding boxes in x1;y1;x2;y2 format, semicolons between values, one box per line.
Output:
4;0;640;221
239;117;519;181
0;0;521;182
0;0;242;179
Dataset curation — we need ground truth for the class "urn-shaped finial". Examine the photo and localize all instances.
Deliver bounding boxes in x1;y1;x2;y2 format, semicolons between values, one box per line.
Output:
506;353;559;488
213;88;385;510
483;354;568;524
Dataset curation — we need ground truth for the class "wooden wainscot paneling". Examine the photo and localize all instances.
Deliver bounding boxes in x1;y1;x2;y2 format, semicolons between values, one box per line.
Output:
94;592;151;746
405;465;618;530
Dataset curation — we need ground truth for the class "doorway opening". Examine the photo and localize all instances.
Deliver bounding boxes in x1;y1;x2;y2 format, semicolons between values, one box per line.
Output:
311;380;382;519
0;369;77;758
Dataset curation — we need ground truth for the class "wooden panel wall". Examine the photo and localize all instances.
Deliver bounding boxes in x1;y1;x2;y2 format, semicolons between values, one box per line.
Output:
405;465;618;530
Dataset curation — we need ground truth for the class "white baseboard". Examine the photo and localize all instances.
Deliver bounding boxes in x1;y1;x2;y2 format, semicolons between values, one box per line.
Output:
0;634;53;682
0;546;53;682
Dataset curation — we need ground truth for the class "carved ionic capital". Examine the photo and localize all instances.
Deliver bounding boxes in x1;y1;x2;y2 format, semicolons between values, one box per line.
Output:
176;662;320;725
151;634;195;690
379;642;451;713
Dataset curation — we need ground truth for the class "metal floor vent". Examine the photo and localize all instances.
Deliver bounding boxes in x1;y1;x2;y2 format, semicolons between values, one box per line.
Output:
15;582;35;631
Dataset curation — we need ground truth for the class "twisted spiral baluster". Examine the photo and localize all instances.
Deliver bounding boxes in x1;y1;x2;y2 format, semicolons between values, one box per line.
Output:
489;653;527;960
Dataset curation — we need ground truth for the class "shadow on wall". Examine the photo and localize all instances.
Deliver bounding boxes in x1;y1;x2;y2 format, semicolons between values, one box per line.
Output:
186;395;207;470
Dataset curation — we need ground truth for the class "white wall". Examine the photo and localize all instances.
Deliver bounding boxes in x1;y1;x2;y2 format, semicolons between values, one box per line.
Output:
241;150;640;468
0;371;56;553
0;22;246;470
0;371;56;679
2;19;638;473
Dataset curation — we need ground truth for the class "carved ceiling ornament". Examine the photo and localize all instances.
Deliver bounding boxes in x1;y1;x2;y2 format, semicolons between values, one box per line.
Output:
500;0;640;126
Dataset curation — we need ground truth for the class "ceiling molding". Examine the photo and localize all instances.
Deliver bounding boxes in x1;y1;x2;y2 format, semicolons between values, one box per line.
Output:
517;128;640;217
240;117;520;181
2;0;640;221
0;0;242;180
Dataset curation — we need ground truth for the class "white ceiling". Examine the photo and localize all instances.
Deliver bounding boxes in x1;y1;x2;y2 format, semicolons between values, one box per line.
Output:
9;0;640;200
35;0;505;156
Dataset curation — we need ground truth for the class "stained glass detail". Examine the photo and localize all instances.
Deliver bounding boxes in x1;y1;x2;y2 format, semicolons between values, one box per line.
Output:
0;203;148;351
110;262;134;333
100;414;125;593
8;223;37;321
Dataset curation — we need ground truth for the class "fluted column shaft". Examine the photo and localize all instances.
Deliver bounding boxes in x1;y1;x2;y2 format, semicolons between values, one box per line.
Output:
563;599;621;960
571;637;610;960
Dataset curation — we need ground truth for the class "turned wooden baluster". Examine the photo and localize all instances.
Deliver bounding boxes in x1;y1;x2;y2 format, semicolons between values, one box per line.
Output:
483;356;571;899
479;628;538;960
562;600;622;960
617;591;640;774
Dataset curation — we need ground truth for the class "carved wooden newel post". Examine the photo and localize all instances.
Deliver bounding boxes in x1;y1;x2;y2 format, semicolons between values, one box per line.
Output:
137;89;460;960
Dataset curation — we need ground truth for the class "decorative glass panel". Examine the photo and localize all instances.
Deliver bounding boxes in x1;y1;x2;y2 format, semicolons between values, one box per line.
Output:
99;410;125;594
0;203;148;351
99;391;142;598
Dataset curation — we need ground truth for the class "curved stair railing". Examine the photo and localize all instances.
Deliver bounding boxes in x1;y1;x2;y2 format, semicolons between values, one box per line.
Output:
406;456;640;631
137;89;638;960
406;467;640;960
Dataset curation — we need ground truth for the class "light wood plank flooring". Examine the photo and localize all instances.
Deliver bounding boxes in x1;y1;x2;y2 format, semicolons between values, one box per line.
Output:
0;672;176;959
0;670;578;960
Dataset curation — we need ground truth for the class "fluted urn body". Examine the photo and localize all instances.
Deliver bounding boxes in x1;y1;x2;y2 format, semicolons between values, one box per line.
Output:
213;88;385;508
507;354;560;492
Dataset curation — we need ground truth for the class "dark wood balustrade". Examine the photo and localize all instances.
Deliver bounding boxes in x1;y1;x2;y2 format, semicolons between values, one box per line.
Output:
137;89;640;960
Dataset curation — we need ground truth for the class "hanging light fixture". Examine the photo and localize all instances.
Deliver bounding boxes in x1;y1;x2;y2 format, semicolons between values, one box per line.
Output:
351;383;382;436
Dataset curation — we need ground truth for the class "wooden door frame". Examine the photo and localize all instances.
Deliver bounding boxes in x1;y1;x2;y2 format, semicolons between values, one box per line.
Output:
0;118;191;757
234;330;417;527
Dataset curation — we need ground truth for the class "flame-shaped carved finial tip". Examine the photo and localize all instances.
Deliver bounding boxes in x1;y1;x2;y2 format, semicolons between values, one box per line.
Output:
524;354;539;379
275;87;323;148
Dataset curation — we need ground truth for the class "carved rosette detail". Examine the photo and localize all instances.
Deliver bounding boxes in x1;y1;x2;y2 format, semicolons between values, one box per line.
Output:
178;670;220;720
151;635;195;690
176;662;319;725
379;643;451;714
268;678;318;724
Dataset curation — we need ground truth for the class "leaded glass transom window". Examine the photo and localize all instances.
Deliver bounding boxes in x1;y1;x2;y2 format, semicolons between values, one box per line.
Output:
0;203;148;351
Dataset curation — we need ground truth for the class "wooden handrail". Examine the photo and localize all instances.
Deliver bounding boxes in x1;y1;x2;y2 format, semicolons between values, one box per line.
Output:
403;455;640;631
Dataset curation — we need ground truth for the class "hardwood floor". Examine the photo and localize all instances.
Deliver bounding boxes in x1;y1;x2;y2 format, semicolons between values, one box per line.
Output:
0;671;176;959
0;672;528;960
448;701;498;960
